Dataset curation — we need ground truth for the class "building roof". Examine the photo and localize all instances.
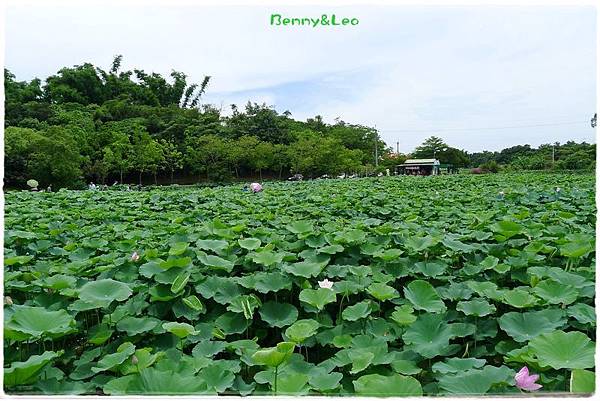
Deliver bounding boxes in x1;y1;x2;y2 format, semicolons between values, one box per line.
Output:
397;159;440;167
404;159;438;164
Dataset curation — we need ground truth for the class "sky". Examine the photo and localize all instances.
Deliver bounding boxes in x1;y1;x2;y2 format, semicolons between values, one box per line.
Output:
4;2;597;153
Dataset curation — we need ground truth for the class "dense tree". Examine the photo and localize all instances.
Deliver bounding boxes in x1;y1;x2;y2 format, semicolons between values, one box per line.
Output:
328;122;384;165
5;126;83;187
30;127;83;187
412;136;448;159
226;135;260;178
380;152;408;171
412;136;469;167
185;134;229;181
131;131;164;185
250;141;275;180
556;150;595;170
103;133;132;183
4;70;46;127
159;140;184;183
468;141;595;171
3;58;593;188
437;147;470;167
41;56;212;109
227;102;292;144
45;63;108;105
271;144;291;179
288;132;362;178
4;127;42;185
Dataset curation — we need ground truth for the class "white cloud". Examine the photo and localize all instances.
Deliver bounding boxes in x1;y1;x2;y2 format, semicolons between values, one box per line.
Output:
5;4;596;152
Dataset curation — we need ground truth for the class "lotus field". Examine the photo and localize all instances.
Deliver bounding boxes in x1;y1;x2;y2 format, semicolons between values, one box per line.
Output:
3;173;596;395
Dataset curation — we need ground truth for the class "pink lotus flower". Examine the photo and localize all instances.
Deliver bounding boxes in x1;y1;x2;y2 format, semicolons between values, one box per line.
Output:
130;251;140;262
250;183;262;193
318;279;334;289
515;366;542;391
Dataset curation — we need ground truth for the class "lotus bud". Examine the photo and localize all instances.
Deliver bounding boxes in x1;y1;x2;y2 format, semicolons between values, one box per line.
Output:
250;183;263;193
131;251;140;262
131;355;139;365
4;296;13;306
556;187;561;193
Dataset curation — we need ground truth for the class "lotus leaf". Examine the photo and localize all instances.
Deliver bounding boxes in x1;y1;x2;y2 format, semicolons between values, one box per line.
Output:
5;306;76;340
259;302;299;327
342;300;372;321
252;341;295;367
4;351;61;387
353;373;423;396
299;288;336;310
529;330;595;369
78;279;132;308
4;172;596;396
91;342;135;373
404;280;446;312
570;369;595;393
367;282;399;302
456;298;496;317
285;319;320;343
238;238;261;250
162;322;196;338
498;309;566;342
116;317;161;336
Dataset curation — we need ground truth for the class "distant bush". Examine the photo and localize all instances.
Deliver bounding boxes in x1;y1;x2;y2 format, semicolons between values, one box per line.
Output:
555;150;595;171
480;160;500;173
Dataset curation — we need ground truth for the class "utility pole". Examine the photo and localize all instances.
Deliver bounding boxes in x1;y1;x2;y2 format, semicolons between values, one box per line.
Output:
396;141;399;154
552;145;555;164
374;125;379;167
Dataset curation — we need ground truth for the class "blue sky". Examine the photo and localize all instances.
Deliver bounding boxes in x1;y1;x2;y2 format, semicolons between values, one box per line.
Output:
5;3;597;152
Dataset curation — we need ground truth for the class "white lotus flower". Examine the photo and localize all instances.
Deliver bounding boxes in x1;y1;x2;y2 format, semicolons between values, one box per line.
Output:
131;251;140;262
318;279;334;289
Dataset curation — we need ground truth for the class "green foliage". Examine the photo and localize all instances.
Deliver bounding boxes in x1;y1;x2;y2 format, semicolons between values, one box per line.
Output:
470;141;595;171
353;373;423;396
528;331;595;369
5;60;388;187
412;136;470;167
3;173;596;395
6;59;593;188
480;160;500;173
4;351;62;387
570;369;595;393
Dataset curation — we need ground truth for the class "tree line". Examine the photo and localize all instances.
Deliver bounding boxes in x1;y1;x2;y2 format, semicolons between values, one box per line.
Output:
5;56;388;188
381;136;595;173
4;56;595;188
469;141;595;172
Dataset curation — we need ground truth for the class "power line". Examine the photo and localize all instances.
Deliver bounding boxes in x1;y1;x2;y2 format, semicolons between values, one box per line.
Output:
378;120;586;133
